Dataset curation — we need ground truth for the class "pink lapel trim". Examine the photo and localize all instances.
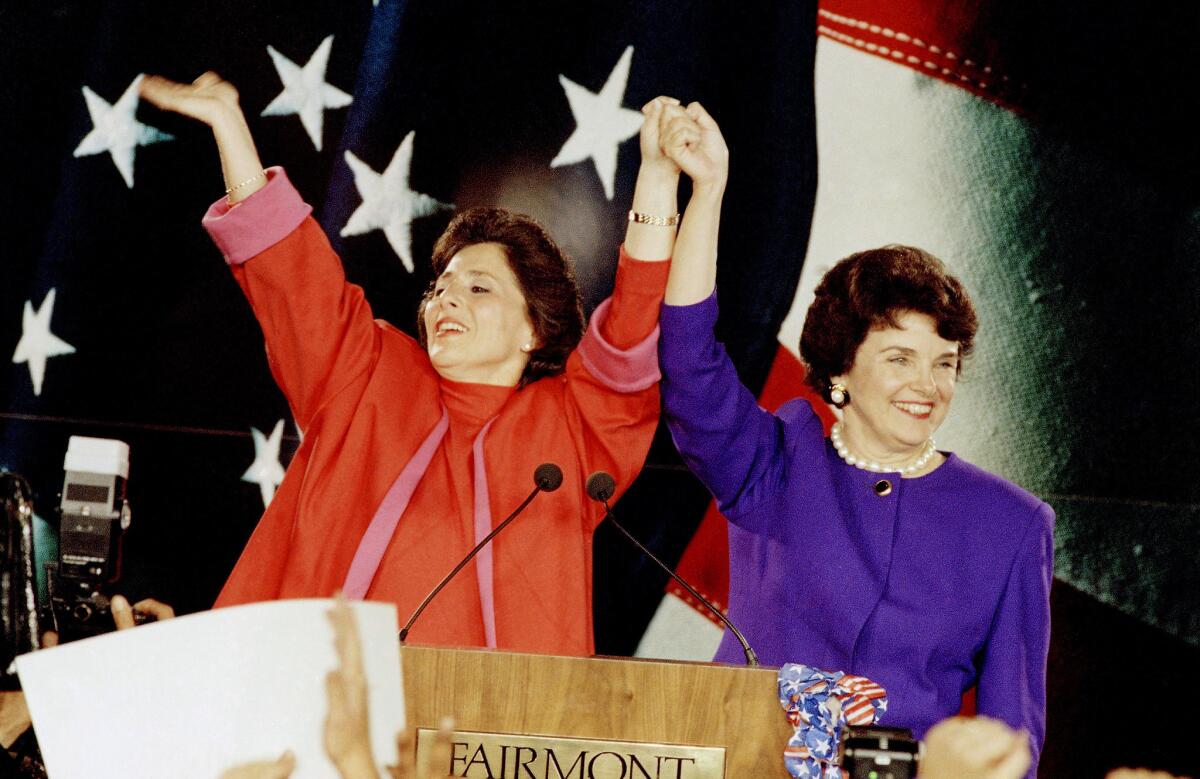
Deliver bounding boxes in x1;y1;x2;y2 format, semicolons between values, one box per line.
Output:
342;408;450;599
472;418;499;648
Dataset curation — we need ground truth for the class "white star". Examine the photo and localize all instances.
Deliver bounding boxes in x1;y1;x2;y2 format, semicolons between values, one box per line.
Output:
73;75;173;189
551;45;644;200
340;132;451;272
242;419;287;508
261;35;353;151
11;289;76;397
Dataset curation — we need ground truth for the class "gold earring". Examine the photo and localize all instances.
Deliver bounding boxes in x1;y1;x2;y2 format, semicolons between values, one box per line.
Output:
829;383;850;408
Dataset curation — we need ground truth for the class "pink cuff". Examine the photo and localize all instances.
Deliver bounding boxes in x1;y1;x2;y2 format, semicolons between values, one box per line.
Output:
578;297;661;392
201;166;313;266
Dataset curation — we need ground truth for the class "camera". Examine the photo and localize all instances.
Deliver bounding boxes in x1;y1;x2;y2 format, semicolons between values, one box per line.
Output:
44;436;135;642
840;726;920;779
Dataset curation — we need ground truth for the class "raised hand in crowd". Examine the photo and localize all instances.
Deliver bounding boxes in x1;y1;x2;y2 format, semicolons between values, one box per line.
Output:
110;594;175;629
40;594;175;647
218;751;296;779
918;716;1031;779
325;602;455;779
385;723;454;779
323;602;378;779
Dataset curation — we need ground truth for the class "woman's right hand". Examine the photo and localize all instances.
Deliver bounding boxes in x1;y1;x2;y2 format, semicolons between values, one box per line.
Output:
140;72;243;128
638;97;683;179
624;96;683;262
140;72;266;201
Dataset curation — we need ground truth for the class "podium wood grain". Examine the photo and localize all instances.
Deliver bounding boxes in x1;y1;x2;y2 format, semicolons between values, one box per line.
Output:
401;646;793;777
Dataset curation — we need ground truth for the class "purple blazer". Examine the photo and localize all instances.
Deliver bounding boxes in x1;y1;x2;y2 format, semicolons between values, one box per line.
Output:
660;293;1053;772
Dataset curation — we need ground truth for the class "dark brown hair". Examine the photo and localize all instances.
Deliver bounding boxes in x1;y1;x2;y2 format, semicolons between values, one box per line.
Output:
418;207;584;387
799;245;978;400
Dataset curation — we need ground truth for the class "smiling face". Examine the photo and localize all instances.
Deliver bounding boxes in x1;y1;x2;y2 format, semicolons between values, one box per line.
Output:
834;310;959;460
421;242;537;386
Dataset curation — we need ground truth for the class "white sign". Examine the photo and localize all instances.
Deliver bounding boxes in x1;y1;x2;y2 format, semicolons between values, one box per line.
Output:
17;599;404;778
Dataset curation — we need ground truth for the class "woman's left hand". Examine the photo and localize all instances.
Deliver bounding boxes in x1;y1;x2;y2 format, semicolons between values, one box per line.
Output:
660;102;728;194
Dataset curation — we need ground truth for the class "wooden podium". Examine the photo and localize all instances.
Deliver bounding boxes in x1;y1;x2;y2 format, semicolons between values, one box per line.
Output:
401;645;794;777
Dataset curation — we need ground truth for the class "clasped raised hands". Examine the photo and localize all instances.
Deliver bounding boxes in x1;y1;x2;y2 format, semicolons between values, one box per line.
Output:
653;100;728;193
639;97;728;193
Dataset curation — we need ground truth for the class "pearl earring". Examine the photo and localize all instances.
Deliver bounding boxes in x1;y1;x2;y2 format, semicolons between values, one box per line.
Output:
829;383;850;408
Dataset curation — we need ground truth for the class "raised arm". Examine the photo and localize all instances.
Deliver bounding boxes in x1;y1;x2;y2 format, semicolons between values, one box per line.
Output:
140;73;391;430
593;97;680;351
140;73;268;203
622;97;680;268
656;105;790;523
563;99;680;498
663;102;727;306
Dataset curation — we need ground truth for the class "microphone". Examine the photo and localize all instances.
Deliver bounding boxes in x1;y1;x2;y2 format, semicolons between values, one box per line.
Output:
399;463;562;643
585;471;760;667
533;463;563;491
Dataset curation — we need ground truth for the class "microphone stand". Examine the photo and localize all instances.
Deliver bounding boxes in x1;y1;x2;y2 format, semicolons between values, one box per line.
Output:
587;473;759;667
399;464;561;643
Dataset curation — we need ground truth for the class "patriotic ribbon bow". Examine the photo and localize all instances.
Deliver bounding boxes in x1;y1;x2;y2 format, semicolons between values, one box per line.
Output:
778;663;889;779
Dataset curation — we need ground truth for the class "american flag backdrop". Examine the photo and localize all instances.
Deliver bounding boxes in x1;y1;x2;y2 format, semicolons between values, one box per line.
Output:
1;0;816;617
2;1;1197;776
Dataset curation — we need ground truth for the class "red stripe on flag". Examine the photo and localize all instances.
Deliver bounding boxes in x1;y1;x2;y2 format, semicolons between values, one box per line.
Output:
758;345;838;427
844;706;875;725
959;685;977;716
817;0;1030;111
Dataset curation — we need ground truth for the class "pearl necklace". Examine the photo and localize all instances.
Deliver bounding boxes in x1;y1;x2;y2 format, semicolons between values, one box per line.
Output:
830;422;936;475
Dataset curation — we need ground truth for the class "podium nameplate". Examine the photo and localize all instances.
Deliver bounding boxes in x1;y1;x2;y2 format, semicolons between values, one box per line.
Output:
417;728;726;778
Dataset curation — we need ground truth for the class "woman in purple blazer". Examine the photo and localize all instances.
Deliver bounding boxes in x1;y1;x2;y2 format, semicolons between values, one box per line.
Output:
653;104;1053;774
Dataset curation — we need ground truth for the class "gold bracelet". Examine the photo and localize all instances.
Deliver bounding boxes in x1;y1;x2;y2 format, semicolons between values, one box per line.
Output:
628;210;680;227
225;171;267;195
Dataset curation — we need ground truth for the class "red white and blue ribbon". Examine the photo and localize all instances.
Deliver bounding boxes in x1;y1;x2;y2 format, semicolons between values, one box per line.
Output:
778;663;889;779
